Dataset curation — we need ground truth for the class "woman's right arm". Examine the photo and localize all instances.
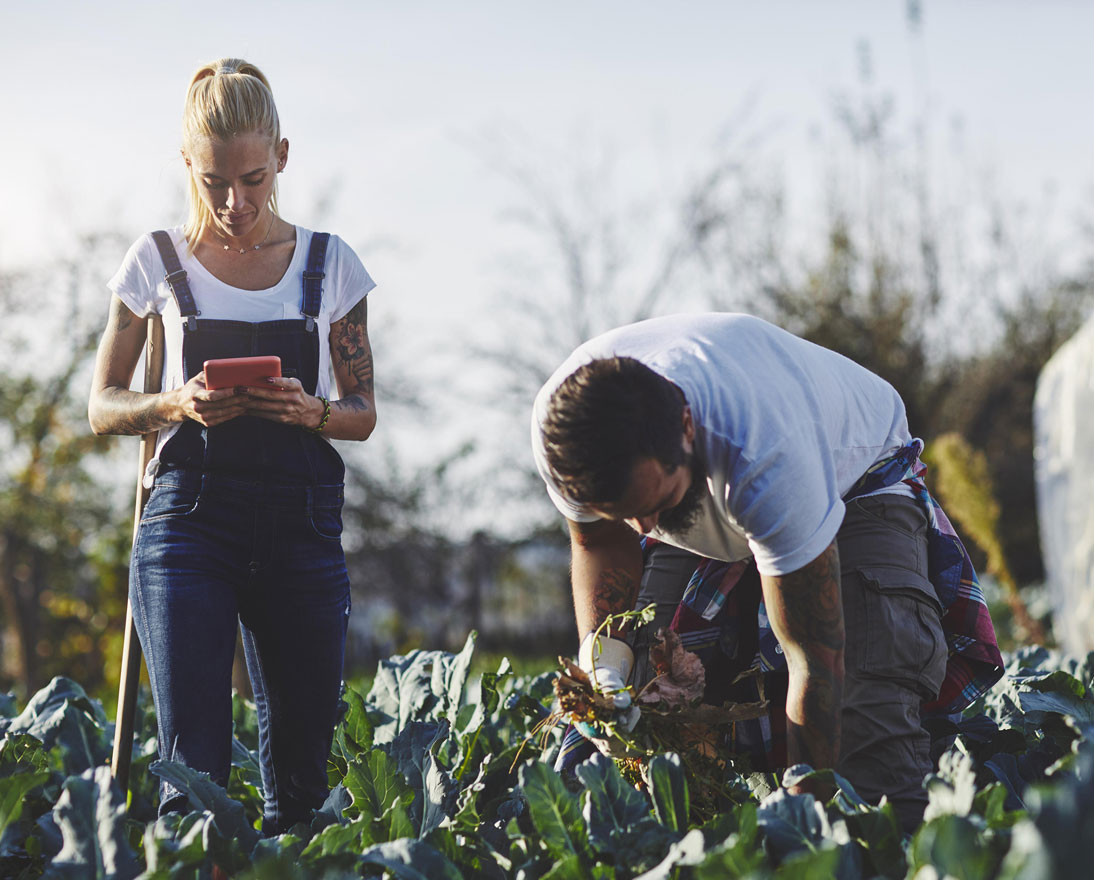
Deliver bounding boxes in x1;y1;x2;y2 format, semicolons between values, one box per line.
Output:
88;296;248;435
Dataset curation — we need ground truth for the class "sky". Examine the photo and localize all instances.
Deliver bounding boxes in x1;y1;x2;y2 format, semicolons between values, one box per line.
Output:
4;0;1093;530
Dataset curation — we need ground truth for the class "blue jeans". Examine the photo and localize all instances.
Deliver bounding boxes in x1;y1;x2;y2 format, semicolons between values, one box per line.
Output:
131;467;350;835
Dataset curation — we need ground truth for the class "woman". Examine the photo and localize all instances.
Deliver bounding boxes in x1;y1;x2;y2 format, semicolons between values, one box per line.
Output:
88;58;376;834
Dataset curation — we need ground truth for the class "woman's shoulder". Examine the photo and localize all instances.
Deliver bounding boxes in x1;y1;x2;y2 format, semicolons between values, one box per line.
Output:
122;226;188;268
300;230;373;284
296;229;376;320
297;228;354;259
109;226;186;313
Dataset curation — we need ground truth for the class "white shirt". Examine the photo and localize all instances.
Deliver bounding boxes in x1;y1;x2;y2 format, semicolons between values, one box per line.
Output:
531;313;912;576
107;226;375;477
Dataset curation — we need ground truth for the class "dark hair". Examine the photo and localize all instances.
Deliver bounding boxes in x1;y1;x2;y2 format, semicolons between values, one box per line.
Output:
542;356;686;505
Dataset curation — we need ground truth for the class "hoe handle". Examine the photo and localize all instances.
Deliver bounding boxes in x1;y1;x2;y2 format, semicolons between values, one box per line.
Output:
110;315;165;794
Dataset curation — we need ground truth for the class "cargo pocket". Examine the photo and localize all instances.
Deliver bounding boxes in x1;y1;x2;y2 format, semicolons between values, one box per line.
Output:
843;565;948;701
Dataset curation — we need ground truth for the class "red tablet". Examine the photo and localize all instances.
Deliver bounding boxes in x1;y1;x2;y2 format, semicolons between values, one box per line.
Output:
203;356;282;390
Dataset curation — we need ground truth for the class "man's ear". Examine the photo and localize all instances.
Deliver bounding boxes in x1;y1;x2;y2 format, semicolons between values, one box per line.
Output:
682;405;695;447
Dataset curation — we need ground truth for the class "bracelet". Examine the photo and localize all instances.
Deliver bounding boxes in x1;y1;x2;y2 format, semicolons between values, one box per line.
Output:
309;396;331;434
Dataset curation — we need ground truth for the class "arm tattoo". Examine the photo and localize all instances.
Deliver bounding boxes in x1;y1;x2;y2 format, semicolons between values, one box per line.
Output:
117;406;165;436
114;305;134;332
93;387;170;436
762;542;845;770
592;568;638;625
333;394;371;414
333;297;374;396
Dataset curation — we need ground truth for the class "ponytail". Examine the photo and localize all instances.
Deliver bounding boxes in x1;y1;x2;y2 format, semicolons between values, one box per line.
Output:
181;58;281;252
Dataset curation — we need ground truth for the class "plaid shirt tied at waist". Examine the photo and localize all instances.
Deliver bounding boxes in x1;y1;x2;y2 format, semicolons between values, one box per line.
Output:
672;437;1004;714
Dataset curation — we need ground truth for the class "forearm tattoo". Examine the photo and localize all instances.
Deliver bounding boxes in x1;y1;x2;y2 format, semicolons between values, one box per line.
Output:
764;542;845;770
592;568;638;626
94;387;169;436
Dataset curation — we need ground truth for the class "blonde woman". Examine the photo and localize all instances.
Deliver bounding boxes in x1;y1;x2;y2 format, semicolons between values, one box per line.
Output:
89;58;376;834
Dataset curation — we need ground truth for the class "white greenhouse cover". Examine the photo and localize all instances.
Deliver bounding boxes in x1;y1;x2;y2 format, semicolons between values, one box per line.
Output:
1034;314;1094;655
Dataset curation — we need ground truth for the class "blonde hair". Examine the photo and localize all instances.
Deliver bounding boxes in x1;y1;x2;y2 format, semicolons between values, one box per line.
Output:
182;58;281;251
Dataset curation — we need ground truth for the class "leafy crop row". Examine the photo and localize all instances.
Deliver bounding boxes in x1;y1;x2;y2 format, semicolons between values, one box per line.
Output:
1;634;1092;878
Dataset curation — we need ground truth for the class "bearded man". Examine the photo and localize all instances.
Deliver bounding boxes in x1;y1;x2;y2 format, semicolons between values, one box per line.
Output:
531;313;1003;830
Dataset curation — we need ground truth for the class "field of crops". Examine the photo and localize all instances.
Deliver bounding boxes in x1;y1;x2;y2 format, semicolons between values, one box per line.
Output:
1;633;1092;879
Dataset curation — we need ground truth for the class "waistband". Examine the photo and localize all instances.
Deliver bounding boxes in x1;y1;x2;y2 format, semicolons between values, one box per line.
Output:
153;466;344;508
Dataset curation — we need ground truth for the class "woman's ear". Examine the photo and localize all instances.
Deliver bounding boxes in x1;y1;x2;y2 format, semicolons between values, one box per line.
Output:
277;138;289;172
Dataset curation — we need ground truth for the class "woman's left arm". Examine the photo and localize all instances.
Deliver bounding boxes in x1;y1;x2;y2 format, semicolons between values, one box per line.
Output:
324;295;377;440
243;295;376;440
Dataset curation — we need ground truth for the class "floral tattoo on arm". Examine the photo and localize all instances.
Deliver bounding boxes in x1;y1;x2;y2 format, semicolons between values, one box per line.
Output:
332;297;374;413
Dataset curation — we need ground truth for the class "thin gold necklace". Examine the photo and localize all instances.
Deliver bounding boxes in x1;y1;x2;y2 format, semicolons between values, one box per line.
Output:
217;213;275;254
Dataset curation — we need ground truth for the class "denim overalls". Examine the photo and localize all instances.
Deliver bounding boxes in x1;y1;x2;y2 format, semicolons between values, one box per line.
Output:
131;230;351;835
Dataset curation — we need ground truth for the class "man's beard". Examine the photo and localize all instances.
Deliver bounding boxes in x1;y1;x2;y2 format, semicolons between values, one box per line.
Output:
656;452;706;534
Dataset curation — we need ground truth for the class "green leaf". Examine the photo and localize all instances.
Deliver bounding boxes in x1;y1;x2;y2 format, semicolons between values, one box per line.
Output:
775;846;842;879
754;789;832;862
519;761;589;861
341;685;374;753
839;801;905;879
0;767;50;848
647;753;689;833
909;814;1006;879
0;733;49;776
432;632;477;722
41;766;140;879
693;826;768;880
149;758;260;870
631;828;707;879
358;838;465;880
366;634;478;746
312;783;352;831
540;853;593;879
996;817;1053;880
342;749;416;842
299;819;368;863
924;748;978;820
141;811;211;875
1;678;110;777
381;721;458;838
576;753;649;847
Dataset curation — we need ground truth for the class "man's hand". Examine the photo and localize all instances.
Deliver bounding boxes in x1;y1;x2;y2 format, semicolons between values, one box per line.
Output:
760;540;845;773
578;632;635;709
574;632;641;756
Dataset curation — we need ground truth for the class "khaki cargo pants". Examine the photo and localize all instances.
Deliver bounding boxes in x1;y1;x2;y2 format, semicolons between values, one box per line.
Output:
630;493;948;831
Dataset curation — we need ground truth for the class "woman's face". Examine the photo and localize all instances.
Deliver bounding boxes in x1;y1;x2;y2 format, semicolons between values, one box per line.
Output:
184;132;288;241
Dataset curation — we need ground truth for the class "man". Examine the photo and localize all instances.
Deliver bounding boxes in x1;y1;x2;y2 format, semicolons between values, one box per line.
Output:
531;313;1003;830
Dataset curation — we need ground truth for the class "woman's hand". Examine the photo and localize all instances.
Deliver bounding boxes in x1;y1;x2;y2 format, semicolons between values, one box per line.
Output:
172;371;252;427
238;377;326;429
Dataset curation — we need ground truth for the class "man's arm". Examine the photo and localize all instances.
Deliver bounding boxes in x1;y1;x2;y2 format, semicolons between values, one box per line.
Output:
568;518;644;638
760;539;845;772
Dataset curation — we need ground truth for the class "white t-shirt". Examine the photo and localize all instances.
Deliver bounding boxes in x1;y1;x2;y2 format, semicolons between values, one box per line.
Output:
108;226;375;477
531;313;913;576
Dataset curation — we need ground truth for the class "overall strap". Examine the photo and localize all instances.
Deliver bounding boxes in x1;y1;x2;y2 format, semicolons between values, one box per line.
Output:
301;232;330;331
151;231;199;330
